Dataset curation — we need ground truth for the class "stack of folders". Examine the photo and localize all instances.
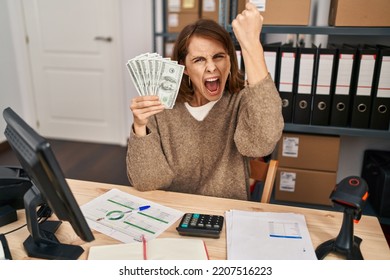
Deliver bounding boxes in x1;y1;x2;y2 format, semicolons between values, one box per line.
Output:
262;43;390;130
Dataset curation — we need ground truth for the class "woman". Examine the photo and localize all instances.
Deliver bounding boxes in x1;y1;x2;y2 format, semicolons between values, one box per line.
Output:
126;3;283;200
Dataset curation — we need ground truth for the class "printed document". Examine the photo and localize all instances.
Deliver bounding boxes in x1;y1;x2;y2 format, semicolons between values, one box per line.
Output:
225;210;317;260
81;189;183;243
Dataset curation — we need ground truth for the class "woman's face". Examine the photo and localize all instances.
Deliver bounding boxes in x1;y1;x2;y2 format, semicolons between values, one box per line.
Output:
184;35;231;106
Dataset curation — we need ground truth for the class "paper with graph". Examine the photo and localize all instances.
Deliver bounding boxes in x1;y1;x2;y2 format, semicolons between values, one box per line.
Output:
81;189;183;243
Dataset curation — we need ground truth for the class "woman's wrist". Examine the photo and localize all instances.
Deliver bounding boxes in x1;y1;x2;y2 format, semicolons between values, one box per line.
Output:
133;123;147;137
241;43;268;85
240;39;263;53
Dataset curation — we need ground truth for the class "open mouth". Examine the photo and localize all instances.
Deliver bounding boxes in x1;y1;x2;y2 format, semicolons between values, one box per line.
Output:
204;77;220;96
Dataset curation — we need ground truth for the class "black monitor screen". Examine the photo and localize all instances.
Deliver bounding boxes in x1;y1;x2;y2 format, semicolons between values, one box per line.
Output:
3;107;94;259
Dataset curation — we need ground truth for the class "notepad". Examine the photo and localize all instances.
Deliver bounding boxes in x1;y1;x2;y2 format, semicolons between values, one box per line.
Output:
88;238;209;260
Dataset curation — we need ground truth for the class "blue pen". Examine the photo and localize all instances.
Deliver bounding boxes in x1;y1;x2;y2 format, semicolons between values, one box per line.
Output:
95;205;151;221
118;205;150;215
138;205;151;211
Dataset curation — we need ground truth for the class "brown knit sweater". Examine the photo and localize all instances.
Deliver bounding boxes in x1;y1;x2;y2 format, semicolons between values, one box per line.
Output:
126;75;284;200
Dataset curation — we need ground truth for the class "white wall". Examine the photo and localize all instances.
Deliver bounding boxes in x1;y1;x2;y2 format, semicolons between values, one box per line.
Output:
0;0;24;142
0;0;154;143
120;0;153;135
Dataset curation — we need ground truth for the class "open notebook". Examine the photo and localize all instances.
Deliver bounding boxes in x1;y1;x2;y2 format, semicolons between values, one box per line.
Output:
88;238;209;260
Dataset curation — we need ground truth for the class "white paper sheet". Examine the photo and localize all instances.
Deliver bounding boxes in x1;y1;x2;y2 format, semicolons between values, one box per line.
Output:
226;210;317;260
81;189;183;243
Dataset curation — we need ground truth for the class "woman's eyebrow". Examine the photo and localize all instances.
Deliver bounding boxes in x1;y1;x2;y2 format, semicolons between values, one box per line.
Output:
190;52;226;60
189;55;204;61
213;52;227;56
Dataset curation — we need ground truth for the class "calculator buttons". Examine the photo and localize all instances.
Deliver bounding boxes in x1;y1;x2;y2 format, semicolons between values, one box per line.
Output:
180;213;193;228
176;213;224;238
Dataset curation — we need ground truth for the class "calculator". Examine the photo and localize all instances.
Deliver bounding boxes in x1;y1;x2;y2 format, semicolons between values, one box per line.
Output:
176;213;224;238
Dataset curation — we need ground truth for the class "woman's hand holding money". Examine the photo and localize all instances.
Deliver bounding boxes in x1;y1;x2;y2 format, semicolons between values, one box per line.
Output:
130;95;165;137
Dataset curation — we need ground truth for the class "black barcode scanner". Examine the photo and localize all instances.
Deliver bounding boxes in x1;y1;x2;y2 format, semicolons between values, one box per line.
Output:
315;176;369;260
330;176;369;222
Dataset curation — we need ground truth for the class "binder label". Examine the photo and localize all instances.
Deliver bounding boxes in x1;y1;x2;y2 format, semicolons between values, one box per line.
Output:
282;137;299;158
280;52;295;92
264;51;277;81
336;54;354;95
298;54;314;94
356;54;376;96
316;54;334;95
378;56;390;98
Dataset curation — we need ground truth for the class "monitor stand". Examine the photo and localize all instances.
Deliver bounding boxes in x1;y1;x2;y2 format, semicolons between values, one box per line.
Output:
23;185;85;260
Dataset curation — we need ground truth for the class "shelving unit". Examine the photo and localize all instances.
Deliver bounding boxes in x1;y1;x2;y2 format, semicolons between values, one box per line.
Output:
284;123;390;139
152;0;390;139
262;26;390;36
260;26;390;139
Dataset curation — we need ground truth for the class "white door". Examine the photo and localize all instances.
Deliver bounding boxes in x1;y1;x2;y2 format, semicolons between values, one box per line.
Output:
22;0;126;145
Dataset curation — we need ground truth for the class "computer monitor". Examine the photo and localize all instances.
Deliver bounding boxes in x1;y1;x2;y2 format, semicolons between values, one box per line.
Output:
2;107;94;259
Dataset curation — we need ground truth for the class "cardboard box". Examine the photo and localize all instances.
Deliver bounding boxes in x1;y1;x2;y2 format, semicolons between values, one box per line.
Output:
275;167;336;206
167;12;199;33
276;133;340;172
239;0;311;25
329;0;390;27
167;0;200;13
201;0;219;22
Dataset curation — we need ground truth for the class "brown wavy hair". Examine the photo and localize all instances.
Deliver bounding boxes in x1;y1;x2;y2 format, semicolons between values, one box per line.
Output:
172;19;245;103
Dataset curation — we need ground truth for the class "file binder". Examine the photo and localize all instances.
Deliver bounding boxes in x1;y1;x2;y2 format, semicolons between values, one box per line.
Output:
370;46;390;130
278;44;298;123
293;45;317;124
350;46;376;128
263;43;281;88
311;47;337;126
330;45;357;127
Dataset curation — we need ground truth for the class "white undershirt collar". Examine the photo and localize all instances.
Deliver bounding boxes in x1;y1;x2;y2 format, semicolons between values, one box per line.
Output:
184;99;220;121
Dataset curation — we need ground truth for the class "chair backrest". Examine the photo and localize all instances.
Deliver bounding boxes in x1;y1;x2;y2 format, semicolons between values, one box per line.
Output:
249;159;278;203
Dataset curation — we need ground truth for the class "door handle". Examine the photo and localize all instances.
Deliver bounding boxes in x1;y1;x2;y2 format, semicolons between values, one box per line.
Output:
94;36;112;42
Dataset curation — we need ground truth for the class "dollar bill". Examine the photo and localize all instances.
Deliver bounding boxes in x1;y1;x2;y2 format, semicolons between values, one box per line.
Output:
156;60;184;109
126;52;184;109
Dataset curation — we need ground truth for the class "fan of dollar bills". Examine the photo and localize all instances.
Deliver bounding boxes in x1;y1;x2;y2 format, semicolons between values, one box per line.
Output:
126;53;185;109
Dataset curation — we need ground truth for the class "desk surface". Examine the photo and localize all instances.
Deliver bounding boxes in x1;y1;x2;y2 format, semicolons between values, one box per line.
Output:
4;179;390;260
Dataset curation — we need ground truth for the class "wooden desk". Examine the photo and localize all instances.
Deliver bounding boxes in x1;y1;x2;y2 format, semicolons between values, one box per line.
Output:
4;179;390;260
